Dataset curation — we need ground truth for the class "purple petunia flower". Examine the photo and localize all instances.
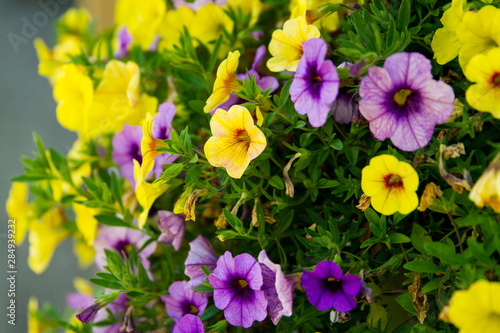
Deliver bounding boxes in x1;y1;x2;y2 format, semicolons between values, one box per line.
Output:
208;252;268;328
185;236;218;288
161;281;208;321
172;314;204;333
93;224;156;273
158;211;186;251
152;102;178;177
290;38;340;127
114;25;133;58
301;261;361;312
258;250;295;325
214;45;279;113
112;124;143;187
359;52;454;151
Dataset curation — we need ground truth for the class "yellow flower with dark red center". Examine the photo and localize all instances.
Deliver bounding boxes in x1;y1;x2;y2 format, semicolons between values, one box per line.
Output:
361;155;419;215
204;51;242;113
267;16;320;72
464;47;500;118
205;105;267;179
469;152;500;213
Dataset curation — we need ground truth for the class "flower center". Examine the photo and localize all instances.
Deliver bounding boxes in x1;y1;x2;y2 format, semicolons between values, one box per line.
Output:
492;72;500;86
237;279;249;289
235;129;251;143
393;89;413;106
384;174;404;189
327;277;337;282
189;304;198;314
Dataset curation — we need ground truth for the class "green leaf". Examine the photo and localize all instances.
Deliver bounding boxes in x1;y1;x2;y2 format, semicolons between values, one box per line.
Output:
395;292;418;316
330;139;343;150
398;0;411;33
199;305;220;321
95;214;131;228
269;175;285;190
410;223;431;254
95;272;119;282
193;283;214;293
421;277;442;293
403;260;442;273
455;213;493;227
89;278;123;290
424;242;469;265
200;265;212;277
279;79;293;107
386;233;411;244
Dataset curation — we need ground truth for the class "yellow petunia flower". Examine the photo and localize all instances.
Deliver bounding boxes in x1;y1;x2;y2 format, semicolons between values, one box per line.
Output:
72;201;99;246
226;0;262;27
464;47;500;117
86;60;158;138
205;105;267;179
267;16;321;72
157;6;195;50
204;51;242;113
444;280;500;332
290;0;343;33
456;5;500;69
134;160;171;229
431;0;466;65
54;64;93;132
469;151;500;212
361;155;419;215
115;0;166;49
28;208;69;275
58;7;92;36
137;113;170;183
6;182;33;245
191;4;234;48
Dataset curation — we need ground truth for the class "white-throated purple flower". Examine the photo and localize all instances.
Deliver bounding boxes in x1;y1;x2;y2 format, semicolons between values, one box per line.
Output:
114;25;133;58
172;314;204;333
301;261;361;312
184;235;218;288
258;250;295;325
112;124;143;187
290;38;340;127
93;224;156;272
359;52;454;151
157;210;186;251
161;281;208;321
208;251;268;328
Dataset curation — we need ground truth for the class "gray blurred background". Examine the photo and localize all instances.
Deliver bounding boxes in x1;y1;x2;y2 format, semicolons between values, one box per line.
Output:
1;0;96;331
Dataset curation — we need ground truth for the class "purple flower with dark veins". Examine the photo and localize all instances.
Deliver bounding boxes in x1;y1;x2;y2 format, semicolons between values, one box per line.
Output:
184;235;218;288
258;250;295;325
112;124;143;187
290;38;340;127
359;52;454;151
208;252;268;328
152;102;178;177
161;281;208;321
158;211;186;251
301;261;361;312
114;25;133;58
93;224;156;273
172;314;204;333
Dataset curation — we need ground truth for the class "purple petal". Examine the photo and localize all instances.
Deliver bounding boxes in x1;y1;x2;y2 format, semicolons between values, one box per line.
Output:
234;253;262;290
223;290;268;328
384;52;432;88
114;25;133;58
259;76;279;93
67;293;94;312
157;211;186;251
300;38;327;74
112;124;143;183
390;106;436;151
152;102;176;140
212;251;235;283
331;92;354;124
341;274;362;297
417;79;455;124
361;66;393;95
314;261;343;280
185;236;218;287
208;274;233;310
148;33;161;52
252;45;267;72
172;314;204;333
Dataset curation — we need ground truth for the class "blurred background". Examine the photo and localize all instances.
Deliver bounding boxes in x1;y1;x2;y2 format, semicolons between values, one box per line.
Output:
1;0;113;331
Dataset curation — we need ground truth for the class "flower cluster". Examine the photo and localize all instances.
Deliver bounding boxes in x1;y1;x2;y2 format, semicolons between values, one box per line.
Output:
8;1;500;333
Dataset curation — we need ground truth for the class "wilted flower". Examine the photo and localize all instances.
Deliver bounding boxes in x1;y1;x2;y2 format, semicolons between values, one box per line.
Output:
185;236;218;287
208;252;268;328
158;211;186;251
359;52;454;151
161;281;208;320
417;182;443;212
258;250;295;324
290;38;339;127
267;16;320;72
469;152;500;213
301;261;362;312
361;154;419;215
443;280;500;332
205;105;267;179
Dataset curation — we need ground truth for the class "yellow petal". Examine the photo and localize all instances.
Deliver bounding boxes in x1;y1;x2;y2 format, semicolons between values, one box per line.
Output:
191;4;234;47
431;28;461;65
73;239;96;269
158;6;195;50
6;182;32;245
72;201;99;246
